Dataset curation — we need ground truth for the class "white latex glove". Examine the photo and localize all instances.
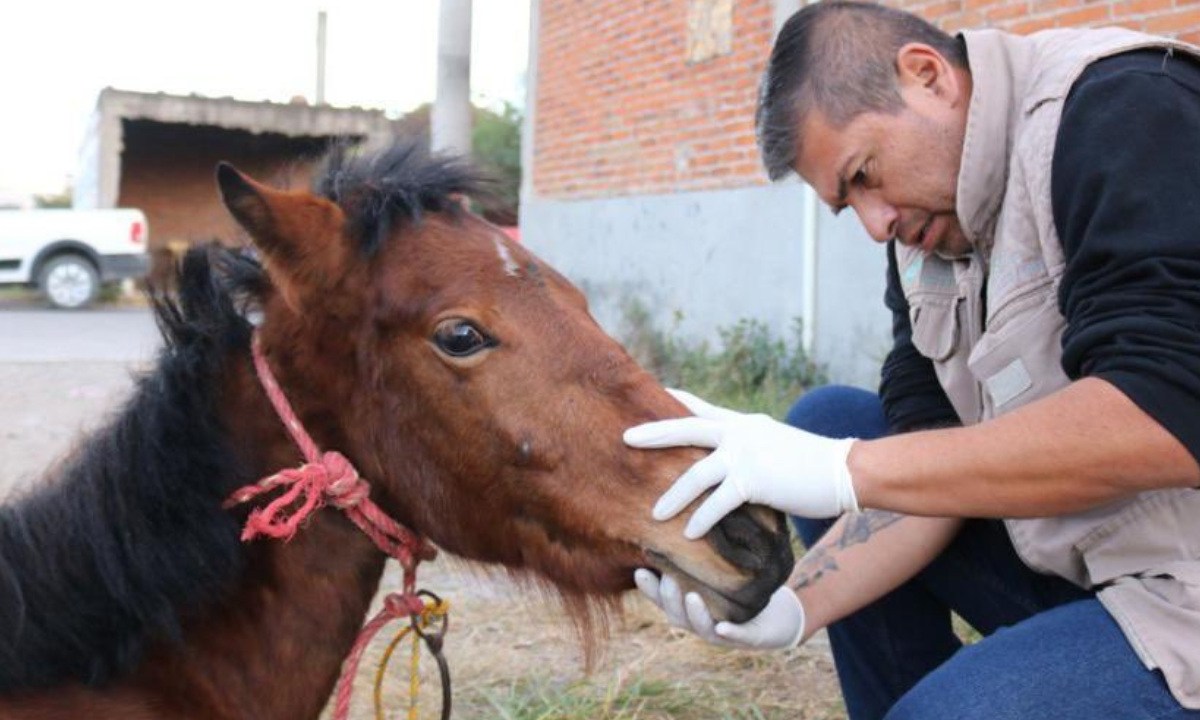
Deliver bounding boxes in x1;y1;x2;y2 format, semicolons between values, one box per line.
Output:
625;388;859;538
634;569;805;650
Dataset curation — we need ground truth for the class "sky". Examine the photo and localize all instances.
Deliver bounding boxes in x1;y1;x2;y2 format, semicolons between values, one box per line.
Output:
0;0;531;199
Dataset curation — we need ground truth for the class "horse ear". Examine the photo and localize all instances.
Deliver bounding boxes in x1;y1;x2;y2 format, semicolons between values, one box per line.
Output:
216;162;349;310
217;163;307;261
217;163;290;257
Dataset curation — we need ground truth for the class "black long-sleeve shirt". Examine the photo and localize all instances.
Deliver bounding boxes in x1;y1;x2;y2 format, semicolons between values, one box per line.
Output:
880;48;1200;464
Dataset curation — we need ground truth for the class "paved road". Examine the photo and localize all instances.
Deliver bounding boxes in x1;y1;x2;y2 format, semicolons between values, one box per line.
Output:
0;306;159;495
0;306;161;362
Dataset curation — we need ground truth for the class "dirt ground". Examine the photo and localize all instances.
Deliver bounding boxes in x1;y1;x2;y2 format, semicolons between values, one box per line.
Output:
0;356;845;719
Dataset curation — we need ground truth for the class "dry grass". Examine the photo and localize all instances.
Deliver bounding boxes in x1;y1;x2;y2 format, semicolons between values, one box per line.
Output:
335;560;846;720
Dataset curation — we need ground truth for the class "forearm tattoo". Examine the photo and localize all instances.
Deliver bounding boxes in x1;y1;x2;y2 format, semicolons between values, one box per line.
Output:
790;510;905;591
790;546;839;590
837;510;904;549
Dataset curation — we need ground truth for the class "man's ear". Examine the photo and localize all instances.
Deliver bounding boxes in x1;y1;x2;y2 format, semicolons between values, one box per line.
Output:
895;42;960;103
216;162;350;311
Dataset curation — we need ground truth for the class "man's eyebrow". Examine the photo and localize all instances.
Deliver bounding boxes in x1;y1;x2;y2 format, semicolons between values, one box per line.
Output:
835;155;855;207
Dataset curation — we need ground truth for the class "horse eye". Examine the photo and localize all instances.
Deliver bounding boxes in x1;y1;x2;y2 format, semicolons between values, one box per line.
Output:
433;319;494;357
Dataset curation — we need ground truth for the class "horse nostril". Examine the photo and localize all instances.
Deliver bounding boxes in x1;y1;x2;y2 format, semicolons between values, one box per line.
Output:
696;506;794;621
709;507;776;572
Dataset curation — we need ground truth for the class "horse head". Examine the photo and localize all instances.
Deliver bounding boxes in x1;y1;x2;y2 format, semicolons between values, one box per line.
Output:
216;141;793;628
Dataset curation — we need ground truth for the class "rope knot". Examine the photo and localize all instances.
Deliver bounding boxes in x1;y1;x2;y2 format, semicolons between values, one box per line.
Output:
384;592;428;618
320;451;369;508
225;454;370;541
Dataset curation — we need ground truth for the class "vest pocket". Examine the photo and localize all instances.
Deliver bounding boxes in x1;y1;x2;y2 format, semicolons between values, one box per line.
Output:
1073;488;1200;587
909;295;961;362
967;293;1070;417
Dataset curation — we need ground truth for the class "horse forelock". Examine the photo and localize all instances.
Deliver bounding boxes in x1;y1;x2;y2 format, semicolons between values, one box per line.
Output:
313;138;494;258
0;247;255;693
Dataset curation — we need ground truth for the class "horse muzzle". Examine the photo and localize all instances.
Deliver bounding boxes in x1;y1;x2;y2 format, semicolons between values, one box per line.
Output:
644;504;794;624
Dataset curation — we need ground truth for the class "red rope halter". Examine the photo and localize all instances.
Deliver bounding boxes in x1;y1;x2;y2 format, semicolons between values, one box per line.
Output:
224;332;440;720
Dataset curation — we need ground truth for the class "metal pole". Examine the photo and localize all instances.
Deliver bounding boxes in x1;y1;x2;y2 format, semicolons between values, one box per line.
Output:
773;0;818;353
316;10;327;105
432;0;473;155
520;0;541;207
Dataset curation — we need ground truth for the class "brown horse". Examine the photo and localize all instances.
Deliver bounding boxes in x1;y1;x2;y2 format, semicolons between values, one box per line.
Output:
0;140;793;719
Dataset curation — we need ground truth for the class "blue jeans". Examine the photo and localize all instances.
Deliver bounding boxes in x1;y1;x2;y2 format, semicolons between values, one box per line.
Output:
787;385;1199;720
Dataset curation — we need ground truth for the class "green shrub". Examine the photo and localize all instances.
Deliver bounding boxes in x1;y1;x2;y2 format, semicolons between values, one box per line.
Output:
619;299;827;419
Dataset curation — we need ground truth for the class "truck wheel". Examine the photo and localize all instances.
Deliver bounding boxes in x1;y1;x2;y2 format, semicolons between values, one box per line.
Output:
39;254;100;309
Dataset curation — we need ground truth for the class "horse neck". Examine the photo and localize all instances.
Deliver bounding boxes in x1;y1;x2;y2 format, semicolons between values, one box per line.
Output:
141;519;388;719
135;354;392;720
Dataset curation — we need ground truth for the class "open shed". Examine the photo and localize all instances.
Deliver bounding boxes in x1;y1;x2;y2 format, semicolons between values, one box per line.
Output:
75;88;397;286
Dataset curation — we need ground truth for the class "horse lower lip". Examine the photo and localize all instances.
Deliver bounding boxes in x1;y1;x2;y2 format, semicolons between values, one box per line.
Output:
642;549;751;611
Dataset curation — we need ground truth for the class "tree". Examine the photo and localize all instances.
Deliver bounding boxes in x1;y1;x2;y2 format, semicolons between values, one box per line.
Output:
470;101;521;225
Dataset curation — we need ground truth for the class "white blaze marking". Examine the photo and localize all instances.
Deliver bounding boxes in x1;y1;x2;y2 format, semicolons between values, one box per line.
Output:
493;235;520;277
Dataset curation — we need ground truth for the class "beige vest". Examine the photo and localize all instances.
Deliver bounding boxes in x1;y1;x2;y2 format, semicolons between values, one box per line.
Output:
897;28;1200;708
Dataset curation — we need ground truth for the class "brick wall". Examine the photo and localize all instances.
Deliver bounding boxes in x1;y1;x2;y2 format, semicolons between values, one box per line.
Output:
533;0;775;198
898;0;1200;39
533;0;1200;200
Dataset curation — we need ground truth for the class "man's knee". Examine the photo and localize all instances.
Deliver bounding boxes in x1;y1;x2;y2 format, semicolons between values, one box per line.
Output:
785;384;888;440
883;669;992;720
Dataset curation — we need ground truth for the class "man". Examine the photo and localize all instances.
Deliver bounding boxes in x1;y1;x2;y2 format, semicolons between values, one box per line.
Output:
625;2;1200;718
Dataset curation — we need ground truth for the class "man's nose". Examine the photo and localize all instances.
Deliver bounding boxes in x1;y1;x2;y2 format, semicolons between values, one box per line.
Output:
856;196;898;243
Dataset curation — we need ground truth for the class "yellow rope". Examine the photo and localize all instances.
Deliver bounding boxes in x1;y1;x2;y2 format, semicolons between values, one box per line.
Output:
373;597;451;720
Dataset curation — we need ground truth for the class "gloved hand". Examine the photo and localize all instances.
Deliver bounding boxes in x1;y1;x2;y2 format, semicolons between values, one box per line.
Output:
625;389;859;538
634;569;806;650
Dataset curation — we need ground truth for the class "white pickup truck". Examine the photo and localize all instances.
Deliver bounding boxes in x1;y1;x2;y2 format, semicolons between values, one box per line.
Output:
0;208;150;309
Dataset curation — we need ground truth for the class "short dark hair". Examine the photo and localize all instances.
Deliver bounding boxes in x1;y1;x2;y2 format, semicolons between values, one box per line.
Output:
755;1;967;180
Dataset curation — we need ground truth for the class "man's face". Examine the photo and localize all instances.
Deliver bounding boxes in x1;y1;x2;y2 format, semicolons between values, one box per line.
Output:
793;46;973;257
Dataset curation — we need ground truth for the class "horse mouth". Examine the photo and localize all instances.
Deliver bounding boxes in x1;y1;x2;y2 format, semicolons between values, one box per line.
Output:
640;506;793;624
643;548;750;607
642;548;778;624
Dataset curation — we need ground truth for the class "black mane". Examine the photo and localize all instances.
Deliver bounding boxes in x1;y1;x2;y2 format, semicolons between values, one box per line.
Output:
0;249;259;692
314;138;490;256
